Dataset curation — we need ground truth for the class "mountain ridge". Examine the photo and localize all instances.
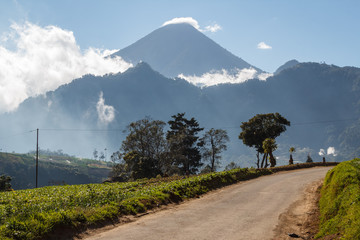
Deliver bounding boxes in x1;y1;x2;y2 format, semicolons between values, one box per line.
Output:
1;61;359;166
113;23;262;77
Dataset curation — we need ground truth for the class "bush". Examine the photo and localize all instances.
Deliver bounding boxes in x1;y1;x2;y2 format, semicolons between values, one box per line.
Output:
0;175;12;192
316;158;360;239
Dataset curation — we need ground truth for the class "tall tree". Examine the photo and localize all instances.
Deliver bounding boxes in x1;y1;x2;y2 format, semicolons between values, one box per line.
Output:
167;113;204;175
200;128;229;172
113;117;168;180
239;113;290;168
289;147;296;165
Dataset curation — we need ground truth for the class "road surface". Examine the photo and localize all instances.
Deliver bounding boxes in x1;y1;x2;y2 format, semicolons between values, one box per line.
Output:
84;167;332;240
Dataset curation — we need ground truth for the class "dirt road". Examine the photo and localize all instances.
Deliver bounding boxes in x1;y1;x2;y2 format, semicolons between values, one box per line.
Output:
84;167;332;240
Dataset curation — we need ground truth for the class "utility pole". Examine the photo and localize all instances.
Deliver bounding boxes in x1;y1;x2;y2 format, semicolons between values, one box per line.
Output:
36;128;39;188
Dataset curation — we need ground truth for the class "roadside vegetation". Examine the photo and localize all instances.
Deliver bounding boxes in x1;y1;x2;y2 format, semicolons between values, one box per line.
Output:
0;162;335;240
317;158;360;239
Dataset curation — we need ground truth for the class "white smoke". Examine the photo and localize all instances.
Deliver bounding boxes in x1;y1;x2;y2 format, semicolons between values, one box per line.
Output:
178;68;272;87
327;147;337;156
0;21;133;113
96;91;115;125
318;149;326;156
318;147;338;156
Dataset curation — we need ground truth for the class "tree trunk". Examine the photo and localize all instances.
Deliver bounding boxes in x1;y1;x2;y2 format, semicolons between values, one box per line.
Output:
211;150;216;172
256;152;260;168
265;153;269;168
260;153;266;168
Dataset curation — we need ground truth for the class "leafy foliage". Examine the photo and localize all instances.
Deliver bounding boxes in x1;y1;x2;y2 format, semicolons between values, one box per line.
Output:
0;167;273;240
0;175;11;192
0;161;334;240
317;159;360;239
262;138;277;167
167;113;204;175
239;113;290;168
113;117;168;180
224;162;240;171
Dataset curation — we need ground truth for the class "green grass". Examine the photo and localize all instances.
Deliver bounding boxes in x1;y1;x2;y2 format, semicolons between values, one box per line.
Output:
0;162;335;240
316;158;360;239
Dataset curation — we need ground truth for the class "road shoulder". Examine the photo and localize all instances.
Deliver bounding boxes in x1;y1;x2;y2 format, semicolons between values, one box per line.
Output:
272;179;323;240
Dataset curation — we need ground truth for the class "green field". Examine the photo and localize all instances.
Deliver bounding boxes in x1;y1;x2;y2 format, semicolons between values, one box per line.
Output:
0;162;337;240
0;167;273;239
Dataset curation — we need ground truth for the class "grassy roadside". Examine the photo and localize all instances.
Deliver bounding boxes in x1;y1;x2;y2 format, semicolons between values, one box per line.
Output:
316;158;360;239
0;162;335;240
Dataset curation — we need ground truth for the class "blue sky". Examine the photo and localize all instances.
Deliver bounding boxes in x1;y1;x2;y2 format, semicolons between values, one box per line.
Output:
2;0;359;72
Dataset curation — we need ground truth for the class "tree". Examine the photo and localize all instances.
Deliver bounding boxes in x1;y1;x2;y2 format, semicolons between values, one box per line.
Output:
99;152;105;161
289;147;295;165
263;138;277;167
0;175;12;191
93;149;98;160
225;162;240;171
239;113;290;168
167;113;204;175
306;154;313;163
200;128;229;172
113;117;168;180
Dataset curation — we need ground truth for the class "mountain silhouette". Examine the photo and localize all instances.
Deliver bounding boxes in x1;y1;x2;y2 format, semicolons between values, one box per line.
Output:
274;59;300;75
113;23;261;77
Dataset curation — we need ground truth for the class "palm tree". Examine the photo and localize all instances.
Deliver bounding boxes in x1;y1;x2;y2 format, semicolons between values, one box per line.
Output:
263;138;277;168
289;147;295;165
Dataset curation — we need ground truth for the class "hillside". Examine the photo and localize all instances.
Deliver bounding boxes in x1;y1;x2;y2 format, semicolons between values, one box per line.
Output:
0;152;111;189
0;62;359;167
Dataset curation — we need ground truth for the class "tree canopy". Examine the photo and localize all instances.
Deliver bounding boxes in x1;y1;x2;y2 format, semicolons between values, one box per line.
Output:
167;113;204;175
200;128;229;172
115;117;168;180
239;113;290;168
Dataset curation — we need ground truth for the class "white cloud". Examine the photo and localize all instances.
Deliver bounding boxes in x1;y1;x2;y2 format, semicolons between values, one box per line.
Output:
257;41;272;50
0;21;133;113
178;68;271;88
162;17;222;33
96;91;115;125
162;17;201;30
258;72;273;80
204;24;222;33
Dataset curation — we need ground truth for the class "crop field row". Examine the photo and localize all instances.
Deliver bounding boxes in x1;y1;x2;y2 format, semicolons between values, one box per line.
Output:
0;162;336;240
